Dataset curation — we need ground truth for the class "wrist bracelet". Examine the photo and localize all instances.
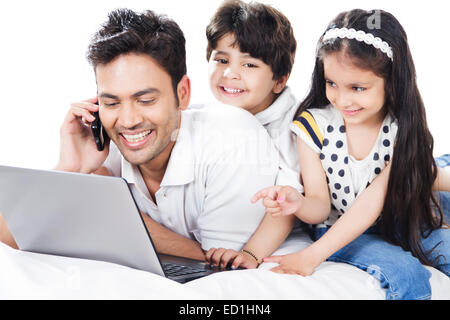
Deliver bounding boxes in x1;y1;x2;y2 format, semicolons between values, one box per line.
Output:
241;249;262;266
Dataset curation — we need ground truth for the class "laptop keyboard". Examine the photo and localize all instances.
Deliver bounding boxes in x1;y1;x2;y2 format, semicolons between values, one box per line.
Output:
162;262;207;277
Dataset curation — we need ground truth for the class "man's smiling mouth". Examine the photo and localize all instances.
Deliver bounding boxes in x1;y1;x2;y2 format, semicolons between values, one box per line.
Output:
121;129;153;143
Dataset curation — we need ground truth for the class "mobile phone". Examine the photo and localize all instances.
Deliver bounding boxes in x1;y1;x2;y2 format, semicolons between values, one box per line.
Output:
90;111;107;151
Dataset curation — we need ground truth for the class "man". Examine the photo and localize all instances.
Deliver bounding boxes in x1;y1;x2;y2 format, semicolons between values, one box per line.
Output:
0;8;279;261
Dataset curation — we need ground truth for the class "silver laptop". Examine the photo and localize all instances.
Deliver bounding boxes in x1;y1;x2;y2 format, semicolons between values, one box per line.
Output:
0;165;222;283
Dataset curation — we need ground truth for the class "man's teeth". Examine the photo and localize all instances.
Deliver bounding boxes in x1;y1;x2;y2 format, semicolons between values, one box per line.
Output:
223;87;244;93
122;130;152;142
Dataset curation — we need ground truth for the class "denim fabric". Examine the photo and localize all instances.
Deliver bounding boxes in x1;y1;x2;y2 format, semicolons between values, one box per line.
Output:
435;154;450;168
421;228;450;277
438;192;450;223
435;154;450;223
313;227;450;300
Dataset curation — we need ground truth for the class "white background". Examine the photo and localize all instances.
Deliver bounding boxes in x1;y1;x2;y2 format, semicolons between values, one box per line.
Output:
0;0;448;170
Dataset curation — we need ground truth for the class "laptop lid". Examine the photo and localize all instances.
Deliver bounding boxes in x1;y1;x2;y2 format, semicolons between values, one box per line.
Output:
0;165;167;276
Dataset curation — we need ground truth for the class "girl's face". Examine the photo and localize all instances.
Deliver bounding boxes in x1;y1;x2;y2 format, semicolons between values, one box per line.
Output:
323;51;386;126
208;33;286;115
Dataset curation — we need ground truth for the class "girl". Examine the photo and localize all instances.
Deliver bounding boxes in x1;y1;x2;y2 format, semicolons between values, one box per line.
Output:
207;9;450;300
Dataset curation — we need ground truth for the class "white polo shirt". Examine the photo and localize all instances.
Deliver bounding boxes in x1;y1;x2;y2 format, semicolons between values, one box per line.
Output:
254;86;303;192
103;103;279;251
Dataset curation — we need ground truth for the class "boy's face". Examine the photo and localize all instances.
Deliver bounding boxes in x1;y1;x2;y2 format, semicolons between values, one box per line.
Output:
208;33;286;115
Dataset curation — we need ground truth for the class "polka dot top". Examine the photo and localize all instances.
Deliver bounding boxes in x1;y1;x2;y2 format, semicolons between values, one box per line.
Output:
290;104;398;228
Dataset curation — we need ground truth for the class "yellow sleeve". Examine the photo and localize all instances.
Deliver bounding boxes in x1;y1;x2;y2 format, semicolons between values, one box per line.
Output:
292;110;324;151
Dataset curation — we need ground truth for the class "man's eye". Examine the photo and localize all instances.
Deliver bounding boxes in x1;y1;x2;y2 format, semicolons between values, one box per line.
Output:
103;102;118;107
139;99;155;104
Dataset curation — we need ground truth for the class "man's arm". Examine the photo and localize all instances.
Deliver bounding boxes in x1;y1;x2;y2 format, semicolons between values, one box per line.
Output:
140;213;205;261
0;212;18;249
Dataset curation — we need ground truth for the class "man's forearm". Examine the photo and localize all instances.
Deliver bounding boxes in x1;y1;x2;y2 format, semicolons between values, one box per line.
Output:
140;213;205;261
0;212;18;249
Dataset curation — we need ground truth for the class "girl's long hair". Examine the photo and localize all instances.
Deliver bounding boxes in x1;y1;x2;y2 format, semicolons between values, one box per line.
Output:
296;9;445;266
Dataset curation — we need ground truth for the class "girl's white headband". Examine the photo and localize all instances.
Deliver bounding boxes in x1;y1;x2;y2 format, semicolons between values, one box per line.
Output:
322;27;393;61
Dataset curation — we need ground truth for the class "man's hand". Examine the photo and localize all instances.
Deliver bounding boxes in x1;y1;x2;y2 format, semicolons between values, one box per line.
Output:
205;248;259;269
55;97;109;173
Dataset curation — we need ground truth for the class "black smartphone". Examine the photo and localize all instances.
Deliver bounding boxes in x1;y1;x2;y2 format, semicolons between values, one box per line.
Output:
90;110;108;151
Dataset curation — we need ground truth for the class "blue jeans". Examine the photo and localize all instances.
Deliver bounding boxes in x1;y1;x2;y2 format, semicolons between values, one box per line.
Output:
436;154;450;223
435;154;450;168
313;226;450;300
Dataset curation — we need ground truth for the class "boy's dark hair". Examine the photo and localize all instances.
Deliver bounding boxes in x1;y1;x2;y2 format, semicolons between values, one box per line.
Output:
206;0;296;80
87;8;186;94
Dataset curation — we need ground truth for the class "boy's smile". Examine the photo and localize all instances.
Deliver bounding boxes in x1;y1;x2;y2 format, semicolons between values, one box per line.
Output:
220;85;246;96
208;33;286;115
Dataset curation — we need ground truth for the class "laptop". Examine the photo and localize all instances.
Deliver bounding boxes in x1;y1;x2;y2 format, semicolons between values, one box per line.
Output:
0;165;223;283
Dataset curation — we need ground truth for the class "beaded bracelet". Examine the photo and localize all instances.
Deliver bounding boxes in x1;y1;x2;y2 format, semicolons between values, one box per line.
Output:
241;249;262;266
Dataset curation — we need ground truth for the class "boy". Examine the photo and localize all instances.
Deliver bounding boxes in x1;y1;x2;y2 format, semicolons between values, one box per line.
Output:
205;0;308;268
206;0;300;190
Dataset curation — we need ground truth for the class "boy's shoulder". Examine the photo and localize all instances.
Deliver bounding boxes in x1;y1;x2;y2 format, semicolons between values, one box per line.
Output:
256;86;299;126
181;102;277;165
186;101;264;130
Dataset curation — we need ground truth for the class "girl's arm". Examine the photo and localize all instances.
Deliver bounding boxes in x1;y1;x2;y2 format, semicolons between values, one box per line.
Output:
292;137;332;224
434;167;450;192
266;162;390;275
306;162;390;264
251;137;331;224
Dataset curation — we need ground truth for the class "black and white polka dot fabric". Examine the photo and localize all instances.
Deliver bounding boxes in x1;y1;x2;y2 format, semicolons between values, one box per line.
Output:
291;104;398;228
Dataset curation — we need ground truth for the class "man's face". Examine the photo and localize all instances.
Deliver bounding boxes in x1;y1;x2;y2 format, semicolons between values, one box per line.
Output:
96;53;183;166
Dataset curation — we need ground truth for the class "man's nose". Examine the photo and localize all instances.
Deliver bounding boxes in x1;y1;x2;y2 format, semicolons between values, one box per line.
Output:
117;102;143;129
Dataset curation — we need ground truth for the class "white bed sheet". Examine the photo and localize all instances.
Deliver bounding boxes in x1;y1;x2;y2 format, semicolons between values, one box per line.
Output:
1;231;449;300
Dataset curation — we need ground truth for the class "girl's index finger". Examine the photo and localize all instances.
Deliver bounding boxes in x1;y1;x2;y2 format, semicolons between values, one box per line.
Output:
263;197;279;209
251;189;268;203
251;186;282;203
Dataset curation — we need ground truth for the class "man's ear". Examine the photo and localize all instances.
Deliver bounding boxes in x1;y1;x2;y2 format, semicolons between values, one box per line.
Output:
177;75;191;111
273;74;290;94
